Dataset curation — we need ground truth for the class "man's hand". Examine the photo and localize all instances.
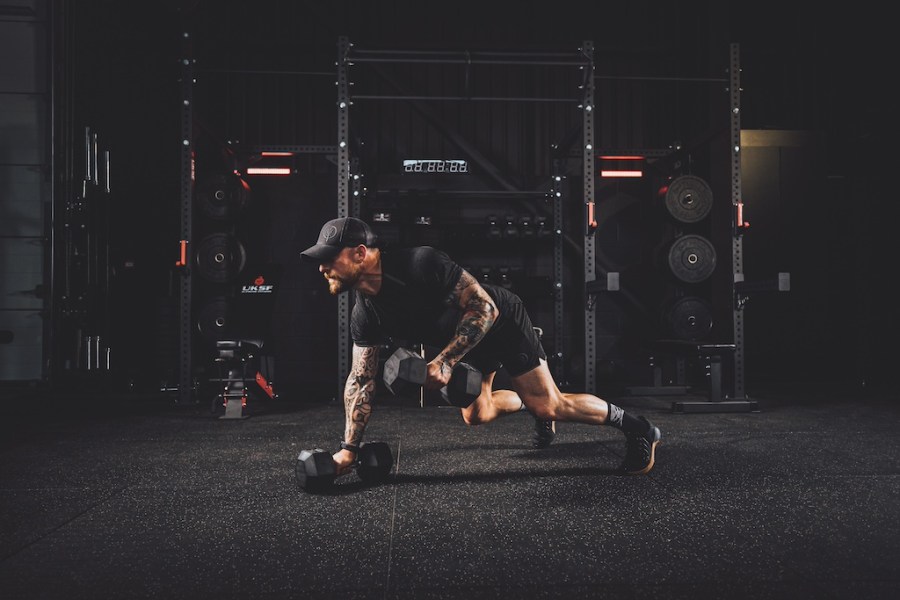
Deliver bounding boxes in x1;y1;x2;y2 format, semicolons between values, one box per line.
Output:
332;449;357;476
425;359;453;390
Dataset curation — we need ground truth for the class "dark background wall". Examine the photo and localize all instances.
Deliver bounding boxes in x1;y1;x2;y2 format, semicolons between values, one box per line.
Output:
17;0;892;401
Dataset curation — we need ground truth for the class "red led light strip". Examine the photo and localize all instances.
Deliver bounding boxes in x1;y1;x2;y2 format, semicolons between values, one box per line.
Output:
599;155;644;178
245;167;292;175
600;170;643;178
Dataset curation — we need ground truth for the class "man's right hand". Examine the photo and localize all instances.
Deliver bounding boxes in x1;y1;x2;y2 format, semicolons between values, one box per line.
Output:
425;358;453;390
332;449;357;476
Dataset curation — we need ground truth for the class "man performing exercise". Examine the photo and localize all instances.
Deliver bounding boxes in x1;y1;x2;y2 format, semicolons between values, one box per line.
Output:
301;217;661;478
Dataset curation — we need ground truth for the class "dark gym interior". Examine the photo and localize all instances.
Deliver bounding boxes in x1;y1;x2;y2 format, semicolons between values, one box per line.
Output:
1;1;896;599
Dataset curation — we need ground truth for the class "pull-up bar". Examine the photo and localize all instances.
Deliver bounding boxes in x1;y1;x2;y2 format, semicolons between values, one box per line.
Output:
347;47;591;67
350;94;578;102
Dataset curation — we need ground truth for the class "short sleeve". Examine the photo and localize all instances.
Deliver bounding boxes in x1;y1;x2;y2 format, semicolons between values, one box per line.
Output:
350;293;384;346
414;247;462;298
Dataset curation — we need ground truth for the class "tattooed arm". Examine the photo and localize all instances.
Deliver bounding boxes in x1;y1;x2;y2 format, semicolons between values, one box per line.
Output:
426;269;498;389
332;343;379;474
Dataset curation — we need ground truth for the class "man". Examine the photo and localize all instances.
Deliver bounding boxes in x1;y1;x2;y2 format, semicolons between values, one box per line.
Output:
301;217;661;478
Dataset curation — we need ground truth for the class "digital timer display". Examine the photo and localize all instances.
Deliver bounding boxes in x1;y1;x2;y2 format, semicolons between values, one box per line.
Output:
403;159;468;173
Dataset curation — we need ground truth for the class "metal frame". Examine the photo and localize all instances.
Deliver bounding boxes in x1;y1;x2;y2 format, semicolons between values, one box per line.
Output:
249;145;337;154
177;29;194;405
581;41;596;393
336;37;591;397
729;42;747;401
552;167;565;387
336;37;352;400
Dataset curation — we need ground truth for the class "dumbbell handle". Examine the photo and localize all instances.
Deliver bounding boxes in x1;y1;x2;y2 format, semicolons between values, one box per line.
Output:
383;347;481;407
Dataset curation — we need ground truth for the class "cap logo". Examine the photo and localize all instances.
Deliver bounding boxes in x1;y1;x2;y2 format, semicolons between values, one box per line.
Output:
321;224;338;242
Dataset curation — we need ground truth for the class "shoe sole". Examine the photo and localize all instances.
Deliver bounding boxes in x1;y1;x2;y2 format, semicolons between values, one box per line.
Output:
533;421;556;449
533;435;555;449
624;426;661;475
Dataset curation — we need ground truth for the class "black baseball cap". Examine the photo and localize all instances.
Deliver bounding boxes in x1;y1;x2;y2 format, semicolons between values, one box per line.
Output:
300;217;377;262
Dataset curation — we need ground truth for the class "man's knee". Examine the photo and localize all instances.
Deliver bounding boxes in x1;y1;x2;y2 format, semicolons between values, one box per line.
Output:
461;405;489;426
527;402;556;421
460;392;499;426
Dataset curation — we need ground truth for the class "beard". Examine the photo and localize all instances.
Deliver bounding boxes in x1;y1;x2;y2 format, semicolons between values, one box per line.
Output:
326;277;346;295
325;262;362;295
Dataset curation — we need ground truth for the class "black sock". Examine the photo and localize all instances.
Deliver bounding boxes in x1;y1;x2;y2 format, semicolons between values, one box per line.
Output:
604;403;646;435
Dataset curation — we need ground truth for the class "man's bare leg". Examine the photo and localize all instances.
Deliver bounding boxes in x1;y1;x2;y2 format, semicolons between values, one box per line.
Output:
510;359;661;474
458;371;557;448
460;372;523;425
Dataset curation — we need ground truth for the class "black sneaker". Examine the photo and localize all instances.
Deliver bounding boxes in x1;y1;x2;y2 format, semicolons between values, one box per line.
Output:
533;418;556;449
620;416;661;475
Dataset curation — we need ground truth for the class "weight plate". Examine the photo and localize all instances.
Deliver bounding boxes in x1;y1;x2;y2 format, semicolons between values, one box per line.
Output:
196;297;231;342
196;174;250;220
194;233;247;283
663;296;713;341
667;234;716;283
663;175;713;223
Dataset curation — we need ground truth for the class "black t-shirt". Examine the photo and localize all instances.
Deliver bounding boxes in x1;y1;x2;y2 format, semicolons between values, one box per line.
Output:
350;246;513;348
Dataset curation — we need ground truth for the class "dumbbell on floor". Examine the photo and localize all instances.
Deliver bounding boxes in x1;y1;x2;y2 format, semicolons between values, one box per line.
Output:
295;441;393;493
382;347;482;407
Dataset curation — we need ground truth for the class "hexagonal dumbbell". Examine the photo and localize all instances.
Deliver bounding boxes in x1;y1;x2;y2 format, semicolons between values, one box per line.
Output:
382;347;482;407
439;361;483;407
381;347;427;396
295;441;393;494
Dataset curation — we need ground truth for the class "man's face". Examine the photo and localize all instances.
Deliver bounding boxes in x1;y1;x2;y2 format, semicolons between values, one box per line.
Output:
318;247;362;295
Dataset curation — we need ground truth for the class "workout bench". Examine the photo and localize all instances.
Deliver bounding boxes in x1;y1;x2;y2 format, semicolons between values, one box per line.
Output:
213;339;277;419
628;340;758;413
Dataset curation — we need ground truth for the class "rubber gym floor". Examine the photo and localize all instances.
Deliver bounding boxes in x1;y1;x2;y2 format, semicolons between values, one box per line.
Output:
1;385;897;600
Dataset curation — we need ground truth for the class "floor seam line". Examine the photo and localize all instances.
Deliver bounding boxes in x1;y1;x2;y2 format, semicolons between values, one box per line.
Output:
0;486;125;564
384;411;403;599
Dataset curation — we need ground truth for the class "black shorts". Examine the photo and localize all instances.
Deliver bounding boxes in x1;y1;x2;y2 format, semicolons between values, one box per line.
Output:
462;299;547;377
